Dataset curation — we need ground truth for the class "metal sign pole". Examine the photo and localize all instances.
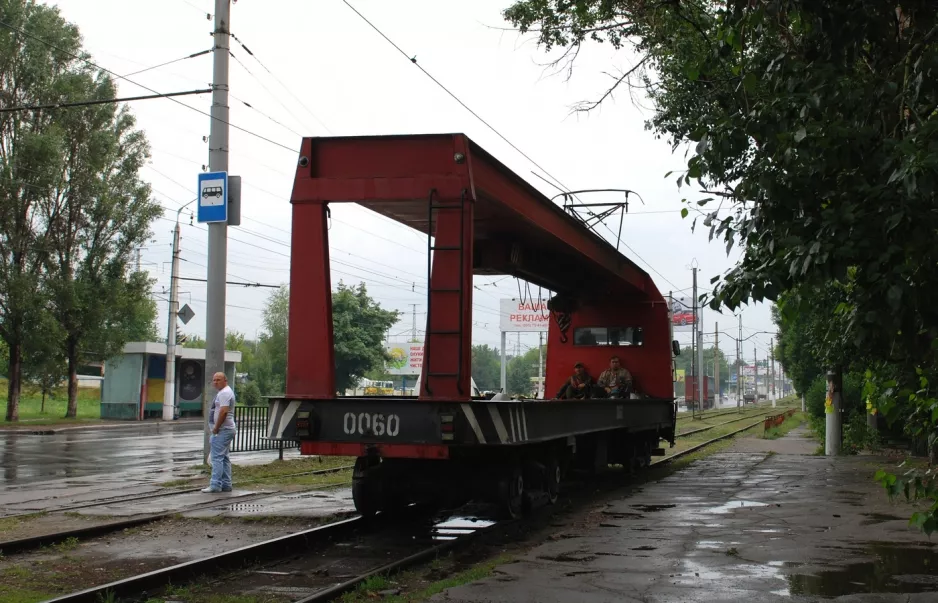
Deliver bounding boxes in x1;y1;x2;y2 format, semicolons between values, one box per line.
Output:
203;0;231;464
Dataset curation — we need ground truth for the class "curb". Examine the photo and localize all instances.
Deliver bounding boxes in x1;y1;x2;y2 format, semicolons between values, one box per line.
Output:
0;418;203;435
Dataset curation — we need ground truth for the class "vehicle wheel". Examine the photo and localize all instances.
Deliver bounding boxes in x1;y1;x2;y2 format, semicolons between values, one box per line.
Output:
545;459;561;505
497;466;524;519
680;317;687;326
352;457;382;518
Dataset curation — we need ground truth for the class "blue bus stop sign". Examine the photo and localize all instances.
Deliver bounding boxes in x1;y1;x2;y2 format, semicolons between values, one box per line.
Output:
197;171;228;223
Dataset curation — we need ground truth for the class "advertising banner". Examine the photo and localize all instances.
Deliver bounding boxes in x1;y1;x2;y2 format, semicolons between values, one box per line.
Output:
385;342;424;376
669;296;699;332
675;369;685;383
499;298;550;332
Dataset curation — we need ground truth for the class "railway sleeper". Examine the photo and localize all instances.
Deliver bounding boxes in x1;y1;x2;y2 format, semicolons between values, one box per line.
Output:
350;429;665;519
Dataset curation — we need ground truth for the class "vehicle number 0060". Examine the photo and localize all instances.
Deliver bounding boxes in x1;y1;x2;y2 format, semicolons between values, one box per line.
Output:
343;412;400;437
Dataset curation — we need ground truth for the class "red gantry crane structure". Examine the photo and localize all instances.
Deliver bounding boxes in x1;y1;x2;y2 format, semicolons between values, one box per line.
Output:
267;134;679;517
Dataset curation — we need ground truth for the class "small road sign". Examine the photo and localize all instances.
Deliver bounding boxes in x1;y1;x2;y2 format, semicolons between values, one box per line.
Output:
197;171;228;223
177;303;196;325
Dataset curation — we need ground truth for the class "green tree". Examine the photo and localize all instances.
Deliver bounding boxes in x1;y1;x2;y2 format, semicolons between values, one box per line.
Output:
507;347;540;396
42;84;162;418
471;344;501;392
503;1;938;356
252;283;398;395
332;282;400;393
503;0;938;529
181;332;205;348
256;285;289;395
0;0;85;421
21;306;65;413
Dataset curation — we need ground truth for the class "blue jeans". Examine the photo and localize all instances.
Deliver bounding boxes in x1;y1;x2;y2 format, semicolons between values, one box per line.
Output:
210;428;236;490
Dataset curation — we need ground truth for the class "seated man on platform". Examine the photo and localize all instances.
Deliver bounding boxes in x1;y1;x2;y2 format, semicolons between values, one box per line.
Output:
556;362;593;400
597;356;632;398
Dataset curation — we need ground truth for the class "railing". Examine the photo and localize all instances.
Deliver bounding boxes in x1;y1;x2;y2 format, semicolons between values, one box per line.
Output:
763;408;796;432
231;405;299;458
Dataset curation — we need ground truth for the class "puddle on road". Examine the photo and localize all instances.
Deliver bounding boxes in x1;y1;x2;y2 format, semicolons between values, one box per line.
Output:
630;504;676;513
859;512;906;526
788;544;938;596
705;500;769;514
430;513;497;541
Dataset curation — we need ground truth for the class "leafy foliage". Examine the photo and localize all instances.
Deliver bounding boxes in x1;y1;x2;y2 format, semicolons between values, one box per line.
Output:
471;344;501;392
237;380;262;407
507;347;542;396
505;0;938;532
332;282;400;393
506;0;938;362
0;0;160;420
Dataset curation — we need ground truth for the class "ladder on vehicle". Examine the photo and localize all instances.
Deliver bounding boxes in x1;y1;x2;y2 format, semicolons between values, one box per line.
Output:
423;188;467;396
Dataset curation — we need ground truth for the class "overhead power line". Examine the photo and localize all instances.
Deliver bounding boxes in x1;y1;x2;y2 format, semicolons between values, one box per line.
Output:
176;276;280;288
0;19;295;152
0;88;212;113
230;32;333;134
339;0;572;195
121;48;212;78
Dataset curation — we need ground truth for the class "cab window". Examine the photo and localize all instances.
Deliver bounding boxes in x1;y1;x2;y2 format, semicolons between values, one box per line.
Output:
574;327;643;346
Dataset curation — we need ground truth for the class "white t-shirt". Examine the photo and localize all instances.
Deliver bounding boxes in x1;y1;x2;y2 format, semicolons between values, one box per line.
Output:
209;385;237;430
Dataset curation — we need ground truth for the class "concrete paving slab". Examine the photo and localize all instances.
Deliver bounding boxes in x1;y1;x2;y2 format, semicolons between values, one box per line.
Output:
433;433;937;603
182;486;355;519
74;489;263;516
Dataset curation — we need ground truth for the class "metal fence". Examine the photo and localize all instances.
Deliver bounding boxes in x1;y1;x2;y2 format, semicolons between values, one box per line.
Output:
231;405;299;458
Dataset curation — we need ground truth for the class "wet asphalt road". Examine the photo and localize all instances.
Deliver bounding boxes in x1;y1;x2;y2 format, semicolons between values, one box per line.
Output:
0;423;299;516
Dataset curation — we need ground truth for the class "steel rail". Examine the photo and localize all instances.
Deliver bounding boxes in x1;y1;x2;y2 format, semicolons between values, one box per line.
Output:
0;464;353;521
0;465;354;554
42;517;365;603
676;405;795;438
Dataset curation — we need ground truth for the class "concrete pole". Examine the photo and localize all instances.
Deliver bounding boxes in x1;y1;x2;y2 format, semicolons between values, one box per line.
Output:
754;346;758;400
162;222;182;421
691;267;697;416
500;331;507;393
714;322;720;406
698;326;705;410
537;331;544;399
203;0;231;464
770;338;776;407
825;368;843;455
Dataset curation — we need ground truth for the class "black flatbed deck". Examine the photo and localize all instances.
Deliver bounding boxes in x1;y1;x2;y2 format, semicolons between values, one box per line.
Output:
266;396;677;448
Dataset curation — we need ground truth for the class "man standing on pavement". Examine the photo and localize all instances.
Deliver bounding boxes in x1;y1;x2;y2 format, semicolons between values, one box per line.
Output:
202;371;237;493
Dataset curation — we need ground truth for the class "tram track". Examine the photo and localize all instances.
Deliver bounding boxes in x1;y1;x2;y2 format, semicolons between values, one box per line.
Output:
675;405;794;439
43;410;785;603
0;464;354;554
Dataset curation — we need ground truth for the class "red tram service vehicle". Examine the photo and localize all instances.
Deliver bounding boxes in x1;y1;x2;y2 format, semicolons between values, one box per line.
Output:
265;134;680;518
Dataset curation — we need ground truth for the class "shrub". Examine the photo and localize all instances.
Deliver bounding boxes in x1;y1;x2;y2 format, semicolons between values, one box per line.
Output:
238;380;263;406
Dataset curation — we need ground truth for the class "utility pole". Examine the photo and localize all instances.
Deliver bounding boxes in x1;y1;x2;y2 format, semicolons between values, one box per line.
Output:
500;331;507;393
135;248;142;273
163;201;194;421
754;346;759;400
162;220;182;421
770;338;776;407
410;304;418;341
739;314;744;410
826;367;844;455
714;322;719;407
203;0;231;464
537;331;544;399
691;266;697;417
698;325;705;410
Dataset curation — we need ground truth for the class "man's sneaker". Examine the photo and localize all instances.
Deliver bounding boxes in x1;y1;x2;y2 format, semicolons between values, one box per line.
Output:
201;486;221;493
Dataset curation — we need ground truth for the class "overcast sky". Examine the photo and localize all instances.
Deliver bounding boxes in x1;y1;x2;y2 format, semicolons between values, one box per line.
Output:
52;0;779;367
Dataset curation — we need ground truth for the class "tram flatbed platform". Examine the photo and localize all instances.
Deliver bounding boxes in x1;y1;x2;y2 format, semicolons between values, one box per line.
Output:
266;396;676;451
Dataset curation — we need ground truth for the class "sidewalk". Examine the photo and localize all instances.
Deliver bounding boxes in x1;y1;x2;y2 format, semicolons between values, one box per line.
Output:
0;417;203;434
435;427;937;602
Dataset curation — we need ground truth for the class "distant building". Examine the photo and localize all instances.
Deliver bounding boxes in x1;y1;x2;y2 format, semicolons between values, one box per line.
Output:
102;342;241;420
